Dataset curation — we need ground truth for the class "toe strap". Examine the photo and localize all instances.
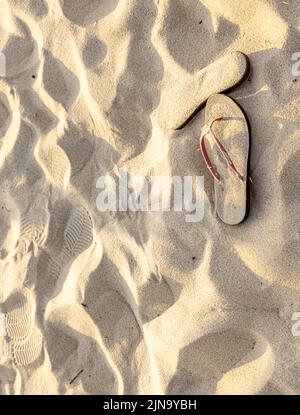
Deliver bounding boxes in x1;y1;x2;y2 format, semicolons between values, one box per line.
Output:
199;117;244;183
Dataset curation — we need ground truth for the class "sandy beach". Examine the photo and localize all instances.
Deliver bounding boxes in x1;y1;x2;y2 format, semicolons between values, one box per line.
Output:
0;0;300;395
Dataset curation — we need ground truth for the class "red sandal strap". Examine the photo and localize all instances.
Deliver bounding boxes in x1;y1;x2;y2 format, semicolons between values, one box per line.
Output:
199;117;244;183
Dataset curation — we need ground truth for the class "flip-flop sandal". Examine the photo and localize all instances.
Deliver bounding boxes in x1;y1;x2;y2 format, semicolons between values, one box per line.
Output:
159;51;250;130
199;94;250;225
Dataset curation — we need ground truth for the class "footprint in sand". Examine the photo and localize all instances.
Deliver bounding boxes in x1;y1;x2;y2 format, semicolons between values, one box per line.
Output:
0;192;42;369
45;306;119;394
36;142;71;190
106;0;163;158
42;50;80;110
17;192;50;255
13;0;49;18
3;34;39;80
138;276;180;323
62;206;94;261
58;122;96;178
11;326;43;367
1;13;41;83
36;253;62;302
45;321;78;373
3;288;35;341
167;329;274;395
82;37;107;70
1;288;43;367
15;193;50;288
159;0;239;71
36;202;95;302
20;89;59;135
60;0;119;27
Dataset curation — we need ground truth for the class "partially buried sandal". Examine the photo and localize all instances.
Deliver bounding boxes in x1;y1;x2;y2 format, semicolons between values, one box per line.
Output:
200;94;250;225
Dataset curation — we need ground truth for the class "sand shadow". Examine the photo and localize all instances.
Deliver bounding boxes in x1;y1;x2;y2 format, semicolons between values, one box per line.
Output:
43;49;80;110
105;0;164;159
161;0;239;72
60;0;119;27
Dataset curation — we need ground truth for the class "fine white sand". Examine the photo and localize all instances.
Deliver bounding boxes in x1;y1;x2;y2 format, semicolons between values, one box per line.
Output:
0;0;300;395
